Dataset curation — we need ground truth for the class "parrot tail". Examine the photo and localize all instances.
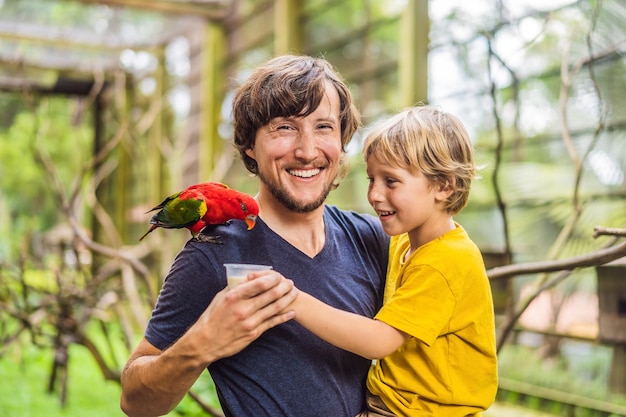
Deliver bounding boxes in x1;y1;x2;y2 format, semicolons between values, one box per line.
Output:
139;224;159;241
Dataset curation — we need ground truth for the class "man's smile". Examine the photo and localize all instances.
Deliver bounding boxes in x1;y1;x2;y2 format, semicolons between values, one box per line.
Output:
288;168;322;178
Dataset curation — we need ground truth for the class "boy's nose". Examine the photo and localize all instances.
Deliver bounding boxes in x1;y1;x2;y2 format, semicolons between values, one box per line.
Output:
367;183;384;203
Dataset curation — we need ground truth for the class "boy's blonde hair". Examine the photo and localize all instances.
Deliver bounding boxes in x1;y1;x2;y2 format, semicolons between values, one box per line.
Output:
362;105;475;215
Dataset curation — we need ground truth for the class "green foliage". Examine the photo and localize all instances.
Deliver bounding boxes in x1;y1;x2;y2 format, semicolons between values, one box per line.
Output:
22;269;59;293
0;95;92;261
0;93;24;130
0;112;51;213
498;343;626;406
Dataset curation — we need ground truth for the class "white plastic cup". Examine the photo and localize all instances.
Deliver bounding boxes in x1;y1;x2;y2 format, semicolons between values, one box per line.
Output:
224;263;273;288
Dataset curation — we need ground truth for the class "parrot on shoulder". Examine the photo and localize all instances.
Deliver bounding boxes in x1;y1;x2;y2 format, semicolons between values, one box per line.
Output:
139;182;259;243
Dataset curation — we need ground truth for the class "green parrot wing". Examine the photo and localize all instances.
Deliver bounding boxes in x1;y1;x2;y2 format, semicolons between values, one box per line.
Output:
150;196;207;229
146;191;182;213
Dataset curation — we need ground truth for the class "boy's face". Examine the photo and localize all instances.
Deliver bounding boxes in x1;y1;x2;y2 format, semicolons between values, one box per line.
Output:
246;83;343;214
366;154;454;248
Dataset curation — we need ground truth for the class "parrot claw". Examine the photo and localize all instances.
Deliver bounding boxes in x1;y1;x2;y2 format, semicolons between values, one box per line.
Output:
194;234;223;244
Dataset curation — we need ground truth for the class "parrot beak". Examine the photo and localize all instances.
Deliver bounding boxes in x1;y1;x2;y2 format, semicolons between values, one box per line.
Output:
245;214;257;230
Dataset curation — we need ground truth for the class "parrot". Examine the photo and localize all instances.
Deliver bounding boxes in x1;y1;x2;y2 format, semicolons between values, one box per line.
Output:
139;182;259;243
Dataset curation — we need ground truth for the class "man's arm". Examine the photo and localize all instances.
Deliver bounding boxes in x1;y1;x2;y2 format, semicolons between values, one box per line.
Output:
120;274;297;417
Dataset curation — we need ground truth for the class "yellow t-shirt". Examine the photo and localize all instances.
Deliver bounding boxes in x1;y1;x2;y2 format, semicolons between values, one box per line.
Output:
366;224;498;416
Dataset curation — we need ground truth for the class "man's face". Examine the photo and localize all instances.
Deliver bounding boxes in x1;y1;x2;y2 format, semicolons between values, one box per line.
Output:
246;83;343;213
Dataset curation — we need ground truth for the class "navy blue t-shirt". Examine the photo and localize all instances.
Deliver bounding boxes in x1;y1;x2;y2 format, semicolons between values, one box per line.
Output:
145;205;389;417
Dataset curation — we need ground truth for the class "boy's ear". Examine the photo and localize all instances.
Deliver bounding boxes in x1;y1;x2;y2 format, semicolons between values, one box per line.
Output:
436;177;455;200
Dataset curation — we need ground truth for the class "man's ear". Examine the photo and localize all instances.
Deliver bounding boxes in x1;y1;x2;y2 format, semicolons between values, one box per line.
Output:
245;148;255;159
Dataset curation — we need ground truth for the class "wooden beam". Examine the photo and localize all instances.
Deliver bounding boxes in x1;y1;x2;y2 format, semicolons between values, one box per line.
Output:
199;21;226;182
610;345;626;394
498;377;626;415
399;0;428;106
147;48;166;207
0;18;202;51
67;0;230;20
274;0;303;55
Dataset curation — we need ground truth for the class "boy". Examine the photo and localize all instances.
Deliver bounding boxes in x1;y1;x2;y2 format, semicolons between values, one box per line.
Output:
261;105;498;416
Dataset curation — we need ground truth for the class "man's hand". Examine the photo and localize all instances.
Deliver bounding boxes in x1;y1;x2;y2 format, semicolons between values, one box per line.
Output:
184;271;298;362
120;273;297;417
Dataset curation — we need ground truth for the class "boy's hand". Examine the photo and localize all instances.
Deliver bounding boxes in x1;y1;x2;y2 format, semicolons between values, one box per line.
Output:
243;270;300;314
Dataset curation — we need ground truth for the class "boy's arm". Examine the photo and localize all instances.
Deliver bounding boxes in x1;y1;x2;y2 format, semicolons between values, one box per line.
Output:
293;291;407;359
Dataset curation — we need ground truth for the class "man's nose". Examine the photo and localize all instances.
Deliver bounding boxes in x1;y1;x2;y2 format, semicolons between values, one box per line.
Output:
294;131;317;159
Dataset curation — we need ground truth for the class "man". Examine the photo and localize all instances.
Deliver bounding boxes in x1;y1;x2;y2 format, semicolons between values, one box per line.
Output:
120;55;389;417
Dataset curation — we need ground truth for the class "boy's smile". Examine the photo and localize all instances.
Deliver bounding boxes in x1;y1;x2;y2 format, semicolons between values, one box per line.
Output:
367;154;454;249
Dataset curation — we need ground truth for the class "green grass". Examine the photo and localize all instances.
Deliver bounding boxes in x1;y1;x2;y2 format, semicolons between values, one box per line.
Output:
0;343;124;417
0;335;222;417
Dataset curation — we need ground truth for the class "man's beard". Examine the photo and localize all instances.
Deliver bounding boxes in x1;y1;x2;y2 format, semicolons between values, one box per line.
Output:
258;171;334;213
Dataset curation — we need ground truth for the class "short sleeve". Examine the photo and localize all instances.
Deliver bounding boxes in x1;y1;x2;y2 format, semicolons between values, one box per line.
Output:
374;264;454;346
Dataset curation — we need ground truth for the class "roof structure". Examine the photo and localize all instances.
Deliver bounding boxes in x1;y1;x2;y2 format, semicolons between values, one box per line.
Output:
0;0;231;94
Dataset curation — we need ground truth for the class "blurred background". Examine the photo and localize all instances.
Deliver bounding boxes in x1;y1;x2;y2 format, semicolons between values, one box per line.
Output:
0;0;625;416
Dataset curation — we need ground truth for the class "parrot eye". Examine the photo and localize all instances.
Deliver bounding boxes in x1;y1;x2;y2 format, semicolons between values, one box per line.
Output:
240;202;248;212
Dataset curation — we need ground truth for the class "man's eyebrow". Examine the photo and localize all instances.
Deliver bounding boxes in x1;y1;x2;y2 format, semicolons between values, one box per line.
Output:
269;116;292;122
315;115;339;123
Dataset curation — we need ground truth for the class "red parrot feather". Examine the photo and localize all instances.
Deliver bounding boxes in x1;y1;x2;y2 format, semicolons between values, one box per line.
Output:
139;182;259;243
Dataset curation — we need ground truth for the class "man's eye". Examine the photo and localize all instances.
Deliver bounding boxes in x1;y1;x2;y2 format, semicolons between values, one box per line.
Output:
318;124;336;132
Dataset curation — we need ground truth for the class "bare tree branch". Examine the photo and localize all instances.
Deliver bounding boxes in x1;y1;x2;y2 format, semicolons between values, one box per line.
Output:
485;35;513;265
489;237;626;281
187;390;225;417
594;226;626;238
493;226;625;351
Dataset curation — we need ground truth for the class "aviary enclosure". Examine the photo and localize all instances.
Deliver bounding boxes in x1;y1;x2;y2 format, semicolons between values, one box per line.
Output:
0;0;625;416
